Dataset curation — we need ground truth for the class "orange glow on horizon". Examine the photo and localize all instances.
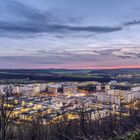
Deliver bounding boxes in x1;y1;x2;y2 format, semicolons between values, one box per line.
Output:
83;65;140;70
33;65;140;70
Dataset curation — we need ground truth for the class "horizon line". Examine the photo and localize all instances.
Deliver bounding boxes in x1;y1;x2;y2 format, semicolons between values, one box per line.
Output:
0;67;140;70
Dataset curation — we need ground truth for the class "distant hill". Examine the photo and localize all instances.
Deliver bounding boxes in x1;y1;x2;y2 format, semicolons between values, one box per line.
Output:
0;69;111;82
89;68;140;75
0;69;90;75
0;68;140;75
0;68;139;82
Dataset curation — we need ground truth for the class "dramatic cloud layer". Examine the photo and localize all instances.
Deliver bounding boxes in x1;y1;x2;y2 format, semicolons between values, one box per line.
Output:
0;0;140;69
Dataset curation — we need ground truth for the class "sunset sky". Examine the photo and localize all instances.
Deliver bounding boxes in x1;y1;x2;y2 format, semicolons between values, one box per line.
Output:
0;0;140;69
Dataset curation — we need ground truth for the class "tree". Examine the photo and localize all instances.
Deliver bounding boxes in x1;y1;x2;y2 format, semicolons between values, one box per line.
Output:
0;85;16;140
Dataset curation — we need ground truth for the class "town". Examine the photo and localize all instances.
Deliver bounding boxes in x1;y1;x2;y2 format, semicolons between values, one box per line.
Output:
1;80;140;124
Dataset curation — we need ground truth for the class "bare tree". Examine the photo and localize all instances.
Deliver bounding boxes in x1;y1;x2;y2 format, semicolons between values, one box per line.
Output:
0;85;16;140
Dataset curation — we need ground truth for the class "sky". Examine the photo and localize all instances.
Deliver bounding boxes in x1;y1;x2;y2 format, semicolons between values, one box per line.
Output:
0;0;140;69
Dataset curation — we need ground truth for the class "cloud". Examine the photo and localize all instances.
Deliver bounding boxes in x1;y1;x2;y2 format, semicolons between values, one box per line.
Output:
111;47;140;58
0;56;64;65
123;20;140;26
1;0;140;38
0;46;140;69
1;46;140;60
0;22;123;34
0;0;123;37
54;47;140;59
